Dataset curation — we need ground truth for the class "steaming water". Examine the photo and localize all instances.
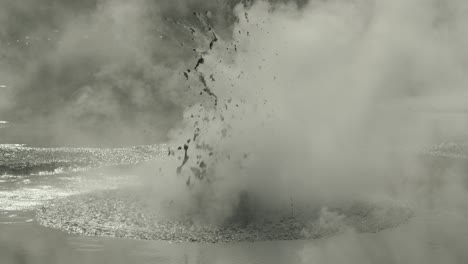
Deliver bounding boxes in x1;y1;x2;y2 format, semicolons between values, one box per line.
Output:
0;142;466;263
0;218;307;264
0;201;466;264
3;0;468;263
0;143;166;210
0;144;306;264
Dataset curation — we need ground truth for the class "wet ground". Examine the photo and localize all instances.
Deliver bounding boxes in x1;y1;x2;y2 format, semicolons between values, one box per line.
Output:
0;217;306;264
0;144;165;176
0;153;305;263
0;144;167;211
36;188;414;243
1;143;468;263
2;206;468;264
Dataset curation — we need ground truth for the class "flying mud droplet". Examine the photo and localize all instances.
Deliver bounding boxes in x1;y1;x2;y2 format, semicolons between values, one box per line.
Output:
209;33;218;50
176;144;190;174
168;148;175;156
198;74;218;106
194;57;204;70
193;128;201;141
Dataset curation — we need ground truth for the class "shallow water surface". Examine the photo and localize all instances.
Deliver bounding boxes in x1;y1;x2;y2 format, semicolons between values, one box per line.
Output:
0;144;302;264
2;210;468;264
0;214;306;264
1;144;467;264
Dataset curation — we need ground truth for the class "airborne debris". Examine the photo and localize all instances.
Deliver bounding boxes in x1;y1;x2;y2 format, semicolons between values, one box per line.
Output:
198;74;218;106
194;57;204;70
209;33;218;50
190;167;203;180
168;148;175;156
176;144;190;174
193;128;200;141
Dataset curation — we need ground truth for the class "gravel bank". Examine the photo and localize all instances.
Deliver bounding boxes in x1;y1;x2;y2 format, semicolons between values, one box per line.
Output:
36;188;413;243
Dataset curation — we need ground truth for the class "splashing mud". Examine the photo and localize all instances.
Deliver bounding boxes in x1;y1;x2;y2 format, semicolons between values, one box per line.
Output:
150;0;468;231
147;0;440;227
19;1;468;254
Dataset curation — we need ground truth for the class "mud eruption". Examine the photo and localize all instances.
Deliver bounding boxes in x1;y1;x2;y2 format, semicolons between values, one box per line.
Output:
151;0;468;229
3;0;468;260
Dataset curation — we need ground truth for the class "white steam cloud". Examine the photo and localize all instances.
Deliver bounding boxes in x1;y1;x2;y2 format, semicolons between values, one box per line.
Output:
147;0;468;262
0;0;241;146
2;0;468;262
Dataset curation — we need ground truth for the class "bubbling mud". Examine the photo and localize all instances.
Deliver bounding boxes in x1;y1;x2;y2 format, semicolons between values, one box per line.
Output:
149;0;449;228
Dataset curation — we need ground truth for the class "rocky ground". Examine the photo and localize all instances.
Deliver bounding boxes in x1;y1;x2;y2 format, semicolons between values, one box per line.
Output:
0;144;167;175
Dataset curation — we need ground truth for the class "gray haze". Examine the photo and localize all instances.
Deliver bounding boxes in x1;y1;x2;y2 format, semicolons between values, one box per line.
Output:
2;0;468;263
0;0;311;146
148;1;468;263
0;0;246;146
